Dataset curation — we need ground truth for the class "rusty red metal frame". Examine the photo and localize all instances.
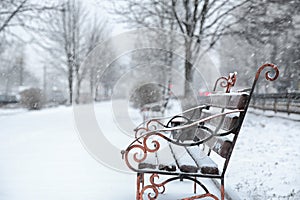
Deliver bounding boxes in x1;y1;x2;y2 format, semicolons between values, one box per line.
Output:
124;109;244;172
123;63;280;200
136;173;219;200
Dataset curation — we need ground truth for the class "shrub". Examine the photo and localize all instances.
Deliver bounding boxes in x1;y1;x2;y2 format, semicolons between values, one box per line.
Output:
130;83;162;109
20;88;44;110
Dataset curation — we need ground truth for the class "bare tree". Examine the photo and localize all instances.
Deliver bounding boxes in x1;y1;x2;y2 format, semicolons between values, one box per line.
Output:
0;42;39;95
107;0;249;97
83;16;110;101
220;0;300;92
0;0;59;42
0;0;59;101
37;0;81;104
39;0;110;104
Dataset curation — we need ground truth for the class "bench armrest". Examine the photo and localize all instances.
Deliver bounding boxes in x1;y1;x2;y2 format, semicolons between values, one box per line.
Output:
159;109;244;133
127;109;244;151
122;109;244;171
134;104;210;138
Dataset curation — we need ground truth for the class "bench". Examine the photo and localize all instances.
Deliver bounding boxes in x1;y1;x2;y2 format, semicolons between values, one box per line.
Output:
122;63;279;200
139;83;173;121
140;102;165;121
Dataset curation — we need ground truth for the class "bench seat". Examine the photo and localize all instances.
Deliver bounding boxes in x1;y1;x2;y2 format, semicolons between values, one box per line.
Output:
138;145;219;175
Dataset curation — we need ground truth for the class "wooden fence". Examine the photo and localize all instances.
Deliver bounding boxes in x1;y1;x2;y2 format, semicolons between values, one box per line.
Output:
250;92;300;114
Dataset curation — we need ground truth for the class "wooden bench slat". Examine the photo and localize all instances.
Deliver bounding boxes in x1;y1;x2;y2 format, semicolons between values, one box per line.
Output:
201;109;239;131
186;146;219;175
195;129;233;158
169;143;198;173
208;92;249;109
138;144;221;175
157;147;177;172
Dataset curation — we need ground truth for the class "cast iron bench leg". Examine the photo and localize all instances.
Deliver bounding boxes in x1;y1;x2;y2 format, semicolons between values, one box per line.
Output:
221;178;225;200
136;173;144;200
194;177;197;194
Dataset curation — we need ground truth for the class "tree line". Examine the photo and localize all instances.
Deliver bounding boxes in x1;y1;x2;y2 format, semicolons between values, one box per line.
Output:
0;0;299;108
108;0;300;95
0;0;111;105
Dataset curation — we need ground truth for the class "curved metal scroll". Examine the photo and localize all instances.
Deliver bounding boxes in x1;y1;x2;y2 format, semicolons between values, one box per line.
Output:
134;119;167;141
239;63;279;123
255;63;279;81
213;76;228;91
139;174;219;200
213;72;237;92
249;63;279;100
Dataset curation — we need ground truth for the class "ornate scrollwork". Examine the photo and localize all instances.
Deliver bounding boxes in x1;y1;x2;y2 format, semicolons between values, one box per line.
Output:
255;63;279;81
124;144;147;168
140;184;159;200
146;119;165;132
139;174;219;200
213;72;237;93
124;132;165;171
143;134;161;153
134;119;166;139
213;76;228;91
125;130;216;174
226;72;237;92
149;174;166;194
135;127;149;140
250;63;279;97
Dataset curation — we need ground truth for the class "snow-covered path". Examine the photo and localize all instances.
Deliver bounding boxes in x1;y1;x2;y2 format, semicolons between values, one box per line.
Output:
0;106;135;200
0;103;221;200
0;102;299;199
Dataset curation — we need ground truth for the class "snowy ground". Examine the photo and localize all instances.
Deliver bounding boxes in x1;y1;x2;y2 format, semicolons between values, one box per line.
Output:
226;109;300;199
0;101;299;200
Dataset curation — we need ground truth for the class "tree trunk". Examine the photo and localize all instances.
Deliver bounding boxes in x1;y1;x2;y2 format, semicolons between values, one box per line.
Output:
75;77;81;104
68;74;73;104
89;72;94;100
67;57;73;104
184;38;193;98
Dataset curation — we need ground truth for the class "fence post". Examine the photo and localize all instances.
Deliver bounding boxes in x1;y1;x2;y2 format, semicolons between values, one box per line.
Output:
274;97;277;113
249;92;299;114
287;92;290;115
252;94;256;109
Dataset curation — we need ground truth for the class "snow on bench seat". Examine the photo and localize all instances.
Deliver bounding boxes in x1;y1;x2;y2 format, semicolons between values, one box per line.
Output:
138;143;219;175
186;146;219;175
169;143;198;173
157;146;177;172
138;152;157;170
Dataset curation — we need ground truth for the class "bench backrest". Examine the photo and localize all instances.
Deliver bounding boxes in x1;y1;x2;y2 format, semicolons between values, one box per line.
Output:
129;63;279;176
176;64;279;174
178;92;248;158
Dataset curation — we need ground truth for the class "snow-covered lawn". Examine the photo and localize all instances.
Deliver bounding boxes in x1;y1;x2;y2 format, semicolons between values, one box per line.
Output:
227;109;300;199
0;101;299;199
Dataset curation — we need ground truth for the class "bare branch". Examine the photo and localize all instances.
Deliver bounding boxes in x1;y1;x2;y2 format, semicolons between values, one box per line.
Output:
0;0;27;32
203;0;248;32
171;0;185;33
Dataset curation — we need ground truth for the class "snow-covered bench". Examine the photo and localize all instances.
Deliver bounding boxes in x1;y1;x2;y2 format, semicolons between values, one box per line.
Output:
140;102;165;121
122;64;279;200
